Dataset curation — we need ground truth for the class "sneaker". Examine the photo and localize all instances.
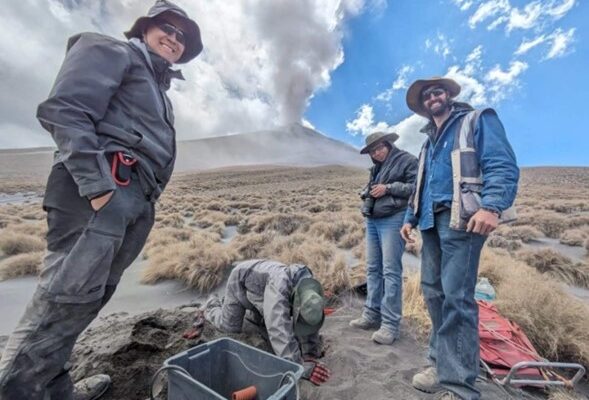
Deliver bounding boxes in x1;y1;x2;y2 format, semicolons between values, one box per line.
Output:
412;366;442;393
73;374;111;400
349;316;379;330
371;327;397;345
434;390;459;400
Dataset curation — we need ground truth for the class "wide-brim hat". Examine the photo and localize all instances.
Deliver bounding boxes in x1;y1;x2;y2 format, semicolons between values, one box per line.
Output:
124;0;203;64
406;77;461;117
293;277;325;337
360;131;400;154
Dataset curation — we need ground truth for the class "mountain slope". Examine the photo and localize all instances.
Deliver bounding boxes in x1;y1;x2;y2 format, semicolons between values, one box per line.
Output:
0;124;368;180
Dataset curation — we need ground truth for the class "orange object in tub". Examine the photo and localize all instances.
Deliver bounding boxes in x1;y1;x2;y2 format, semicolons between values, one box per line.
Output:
231;385;257;400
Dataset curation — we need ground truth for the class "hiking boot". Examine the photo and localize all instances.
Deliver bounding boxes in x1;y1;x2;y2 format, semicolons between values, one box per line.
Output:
349;316;379;330
412;366;442;393
371;327;397;345
73;374;111;400
434;390;459;400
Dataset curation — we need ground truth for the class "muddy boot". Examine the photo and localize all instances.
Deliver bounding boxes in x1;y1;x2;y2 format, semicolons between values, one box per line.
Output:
349;316;379;330
73;374;111;400
371;327;396;345
412;366;442;393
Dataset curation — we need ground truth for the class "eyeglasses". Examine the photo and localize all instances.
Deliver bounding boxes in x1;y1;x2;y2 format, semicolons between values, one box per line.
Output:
156;21;186;45
421;87;446;102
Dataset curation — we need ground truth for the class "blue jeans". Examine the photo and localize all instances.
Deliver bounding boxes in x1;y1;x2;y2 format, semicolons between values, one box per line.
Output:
420;210;486;400
363;210;405;336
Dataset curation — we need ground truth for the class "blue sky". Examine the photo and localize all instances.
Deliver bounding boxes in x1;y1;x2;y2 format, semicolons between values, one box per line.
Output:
306;0;587;166
0;0;585;167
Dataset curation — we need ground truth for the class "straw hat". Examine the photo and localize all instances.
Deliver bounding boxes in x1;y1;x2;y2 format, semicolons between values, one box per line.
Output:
406;77;461;117
359;131;399;154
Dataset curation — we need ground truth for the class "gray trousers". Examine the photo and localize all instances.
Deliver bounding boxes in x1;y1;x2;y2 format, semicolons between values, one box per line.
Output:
0;163;154;400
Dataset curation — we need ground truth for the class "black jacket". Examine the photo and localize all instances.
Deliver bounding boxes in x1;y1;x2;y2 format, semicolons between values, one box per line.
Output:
37;31;184;201
363;146;418;218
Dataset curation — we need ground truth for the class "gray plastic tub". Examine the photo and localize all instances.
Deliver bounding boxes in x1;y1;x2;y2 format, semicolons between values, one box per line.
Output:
164;337;304;400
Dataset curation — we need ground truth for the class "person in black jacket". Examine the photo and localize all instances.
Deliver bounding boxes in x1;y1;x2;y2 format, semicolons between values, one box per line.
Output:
349;132;418;345
0;2;202;399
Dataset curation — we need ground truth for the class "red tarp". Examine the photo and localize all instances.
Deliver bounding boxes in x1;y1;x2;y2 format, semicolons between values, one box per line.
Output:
478;300;542;379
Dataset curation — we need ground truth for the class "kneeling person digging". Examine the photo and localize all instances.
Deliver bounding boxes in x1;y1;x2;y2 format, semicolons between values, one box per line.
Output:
203;259;331;386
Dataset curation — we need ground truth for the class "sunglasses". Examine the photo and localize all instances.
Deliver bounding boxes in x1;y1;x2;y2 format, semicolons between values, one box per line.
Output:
421;87;446;101
156;21;186;45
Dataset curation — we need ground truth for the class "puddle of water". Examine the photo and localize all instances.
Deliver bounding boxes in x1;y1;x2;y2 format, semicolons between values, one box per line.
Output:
221;225;238;244
565;285;589;305
0;192;43;205
0;258;217;335
527;238;586;263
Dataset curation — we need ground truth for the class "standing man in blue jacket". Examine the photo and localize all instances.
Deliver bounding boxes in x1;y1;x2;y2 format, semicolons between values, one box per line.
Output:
0;2;202;399
400;77;519;400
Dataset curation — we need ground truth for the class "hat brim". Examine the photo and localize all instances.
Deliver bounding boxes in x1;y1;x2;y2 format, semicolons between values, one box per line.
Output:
124;12;203;64
406;78;461;117
360;132;400;154
293;278;325;337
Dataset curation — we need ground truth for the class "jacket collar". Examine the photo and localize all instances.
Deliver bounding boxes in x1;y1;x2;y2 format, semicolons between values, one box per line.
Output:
129;38;185;89
419;101;474;141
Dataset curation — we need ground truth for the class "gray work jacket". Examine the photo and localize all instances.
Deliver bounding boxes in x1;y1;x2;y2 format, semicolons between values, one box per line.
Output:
224;259;321;364
37;32;182;201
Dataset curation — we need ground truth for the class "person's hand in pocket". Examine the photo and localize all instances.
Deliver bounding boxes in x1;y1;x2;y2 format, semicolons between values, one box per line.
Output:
90;191;114;211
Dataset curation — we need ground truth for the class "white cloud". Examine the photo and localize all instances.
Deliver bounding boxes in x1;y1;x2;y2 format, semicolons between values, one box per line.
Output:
515;34;548;55
507;1;544;31
484;61;529;102
468;0;510;29
452;0;474;11
425;33;452;59
390;114;428;155
0;0;370;148
464;45;484;75
346;104;386;136
375;65;414;102
346;105;425;155
545;27;575;59
446;66;489;107
486;61;528;85
463;0;577;33
546;0;576;19
514;27;575;59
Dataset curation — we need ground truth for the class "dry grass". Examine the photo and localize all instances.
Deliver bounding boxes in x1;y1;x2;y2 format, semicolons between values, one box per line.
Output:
0;252;44;280
2;166;588;375
480;249;589;367
518;249;589;288
141;237;236;292
547;389;588;400
560;229;587;247
0;231;45;256
402;273;430;337
250;213;313;236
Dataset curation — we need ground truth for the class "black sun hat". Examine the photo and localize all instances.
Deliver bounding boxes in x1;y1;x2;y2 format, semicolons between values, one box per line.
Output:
124;0;203;64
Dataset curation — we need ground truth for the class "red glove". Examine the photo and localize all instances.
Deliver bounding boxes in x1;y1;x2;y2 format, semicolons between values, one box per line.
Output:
303;358;330;386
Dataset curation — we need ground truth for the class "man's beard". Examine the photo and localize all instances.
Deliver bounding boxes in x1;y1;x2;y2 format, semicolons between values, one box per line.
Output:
427;99;451;117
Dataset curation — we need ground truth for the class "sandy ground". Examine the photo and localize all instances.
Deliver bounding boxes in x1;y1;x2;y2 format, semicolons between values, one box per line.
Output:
1;293;587;399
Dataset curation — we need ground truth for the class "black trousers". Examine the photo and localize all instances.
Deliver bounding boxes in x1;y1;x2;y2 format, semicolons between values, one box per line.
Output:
0;163;155;400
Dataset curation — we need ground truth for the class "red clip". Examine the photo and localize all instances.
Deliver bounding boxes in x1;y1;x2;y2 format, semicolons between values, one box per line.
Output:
111;152;137;186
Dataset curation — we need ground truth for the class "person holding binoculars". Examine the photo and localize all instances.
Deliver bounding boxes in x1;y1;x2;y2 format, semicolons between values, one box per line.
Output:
350;132;417;345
